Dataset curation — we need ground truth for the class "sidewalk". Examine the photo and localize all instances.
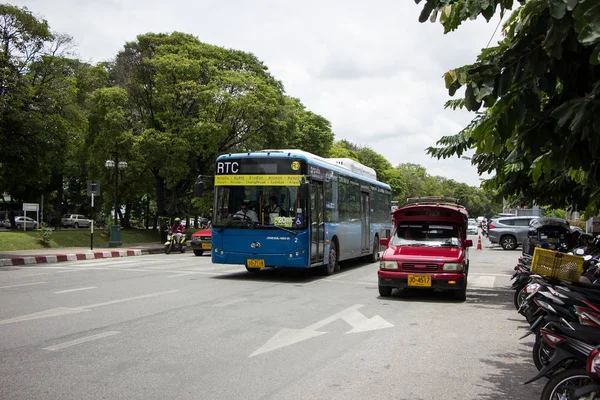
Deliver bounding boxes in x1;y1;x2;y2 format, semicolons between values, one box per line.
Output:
0;243;165;267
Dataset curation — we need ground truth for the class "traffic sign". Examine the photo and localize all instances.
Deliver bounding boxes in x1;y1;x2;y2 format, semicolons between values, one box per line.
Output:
87;180;100;196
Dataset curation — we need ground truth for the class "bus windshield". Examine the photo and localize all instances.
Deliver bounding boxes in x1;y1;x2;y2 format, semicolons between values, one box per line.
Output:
214;185;307;230
390;224;460;247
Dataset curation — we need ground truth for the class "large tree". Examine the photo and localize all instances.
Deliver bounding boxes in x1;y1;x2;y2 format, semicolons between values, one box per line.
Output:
109;32;329;219
418;0;600;215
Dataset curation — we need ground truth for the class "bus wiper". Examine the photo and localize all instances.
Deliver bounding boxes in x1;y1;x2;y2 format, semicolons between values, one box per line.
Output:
254;223;297;236
273;225;297;236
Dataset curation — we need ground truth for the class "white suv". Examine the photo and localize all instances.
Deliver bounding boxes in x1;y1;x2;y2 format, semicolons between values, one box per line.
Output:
61;214;92;228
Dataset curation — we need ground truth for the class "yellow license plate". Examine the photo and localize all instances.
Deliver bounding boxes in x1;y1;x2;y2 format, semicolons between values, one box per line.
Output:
408;275;431;287
201;243;211;249
247;259;265;269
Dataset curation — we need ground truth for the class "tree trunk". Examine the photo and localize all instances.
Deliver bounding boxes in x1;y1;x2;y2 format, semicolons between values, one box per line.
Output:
155;174;166;217
56;174;64;229
123;202;132;229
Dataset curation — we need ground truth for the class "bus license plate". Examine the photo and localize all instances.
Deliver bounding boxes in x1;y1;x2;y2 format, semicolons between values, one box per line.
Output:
247;259;265;269
201;243;211;250
408;275;431;287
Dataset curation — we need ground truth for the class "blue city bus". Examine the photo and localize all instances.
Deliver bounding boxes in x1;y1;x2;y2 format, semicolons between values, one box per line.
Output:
210;150;392;275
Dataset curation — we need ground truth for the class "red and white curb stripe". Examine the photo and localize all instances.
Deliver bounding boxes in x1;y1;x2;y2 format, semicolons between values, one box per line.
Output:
0;249;143;267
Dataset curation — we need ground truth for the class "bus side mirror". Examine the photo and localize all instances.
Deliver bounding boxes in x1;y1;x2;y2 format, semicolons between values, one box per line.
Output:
300;183;310;200
380;237;389;247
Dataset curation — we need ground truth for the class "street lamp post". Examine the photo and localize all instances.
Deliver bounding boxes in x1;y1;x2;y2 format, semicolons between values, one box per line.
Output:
105;153;127;247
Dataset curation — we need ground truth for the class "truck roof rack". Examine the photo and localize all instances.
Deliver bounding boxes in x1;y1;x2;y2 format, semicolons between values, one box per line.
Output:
405;196;463;207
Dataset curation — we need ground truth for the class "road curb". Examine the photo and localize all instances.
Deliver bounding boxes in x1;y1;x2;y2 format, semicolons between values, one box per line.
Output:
0;248;163;267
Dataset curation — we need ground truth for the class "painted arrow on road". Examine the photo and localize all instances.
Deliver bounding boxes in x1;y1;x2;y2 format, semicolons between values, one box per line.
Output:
250;304;393;357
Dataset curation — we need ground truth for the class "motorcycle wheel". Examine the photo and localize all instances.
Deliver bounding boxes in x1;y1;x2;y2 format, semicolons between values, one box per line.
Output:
513;284;528;310
180;245;186;253
165;244;171;254
533;338;553;371
540;368;591;400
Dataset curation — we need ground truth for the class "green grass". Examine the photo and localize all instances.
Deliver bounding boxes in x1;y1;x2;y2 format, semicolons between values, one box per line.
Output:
0;228;183;251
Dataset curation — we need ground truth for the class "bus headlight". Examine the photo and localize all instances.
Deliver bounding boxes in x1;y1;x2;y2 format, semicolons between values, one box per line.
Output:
443;263;463;271
380;261;398;270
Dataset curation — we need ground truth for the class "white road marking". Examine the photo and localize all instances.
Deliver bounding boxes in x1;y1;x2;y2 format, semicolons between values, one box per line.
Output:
167;272;198;278
82;290;179;309
0;290;178;325
469;275;497;288
0;307;89;325
0;282;46;289
19;272;51;277
43;331;120;351
470;273;512;277
250;304;393;357
54;286;97;294
214;298;246;307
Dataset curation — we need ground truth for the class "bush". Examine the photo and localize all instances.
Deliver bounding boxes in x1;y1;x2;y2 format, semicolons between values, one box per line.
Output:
37;223;52;245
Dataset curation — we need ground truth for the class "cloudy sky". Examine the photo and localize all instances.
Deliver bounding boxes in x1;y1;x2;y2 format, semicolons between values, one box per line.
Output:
11;0;502;187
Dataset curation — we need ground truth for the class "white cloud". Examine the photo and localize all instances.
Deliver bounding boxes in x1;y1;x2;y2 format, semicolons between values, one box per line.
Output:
13;0;502;187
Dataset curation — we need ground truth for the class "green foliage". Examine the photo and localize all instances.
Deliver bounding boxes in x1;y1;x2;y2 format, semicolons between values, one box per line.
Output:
543;208;567;219
37;222;52;245
418;0;600;216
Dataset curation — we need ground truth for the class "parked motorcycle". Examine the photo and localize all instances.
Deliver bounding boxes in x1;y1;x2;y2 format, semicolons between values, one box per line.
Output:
164;229;187;254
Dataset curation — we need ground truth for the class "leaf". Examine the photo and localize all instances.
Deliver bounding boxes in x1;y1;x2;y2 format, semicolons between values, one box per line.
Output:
440;4;452;24
464;83;482;111
419;0;436;23
482;5;495;21
591;43;600;65
430;9;439;23
548;0;567;19
566;0;578;11
573;1;600;46
444;70;458;88
551;100;580;127
497;66;513;96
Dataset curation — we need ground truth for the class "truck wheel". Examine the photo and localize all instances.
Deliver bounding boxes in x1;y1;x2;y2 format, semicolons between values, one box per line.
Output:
378;286;393;297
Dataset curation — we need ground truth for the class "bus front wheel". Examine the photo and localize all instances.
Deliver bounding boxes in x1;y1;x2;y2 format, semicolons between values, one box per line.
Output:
321;242;338;276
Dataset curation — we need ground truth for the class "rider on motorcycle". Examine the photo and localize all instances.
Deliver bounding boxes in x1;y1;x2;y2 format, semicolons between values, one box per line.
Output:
170;217;185;245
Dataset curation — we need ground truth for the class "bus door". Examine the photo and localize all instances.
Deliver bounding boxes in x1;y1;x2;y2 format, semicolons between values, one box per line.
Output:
310;182;325;264
361;191;370;253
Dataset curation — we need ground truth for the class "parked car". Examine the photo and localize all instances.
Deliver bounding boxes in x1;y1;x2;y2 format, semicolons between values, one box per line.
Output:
190;227;212;256
14;216;38;230
487;216;540;250
61;214;93;228
378;197;473;301
467;219;479;235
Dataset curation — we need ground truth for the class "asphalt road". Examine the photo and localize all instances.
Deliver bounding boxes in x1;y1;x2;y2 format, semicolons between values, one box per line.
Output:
0;234;544;399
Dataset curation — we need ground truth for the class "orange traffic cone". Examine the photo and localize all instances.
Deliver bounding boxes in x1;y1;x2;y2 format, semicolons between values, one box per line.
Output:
477;235;482;250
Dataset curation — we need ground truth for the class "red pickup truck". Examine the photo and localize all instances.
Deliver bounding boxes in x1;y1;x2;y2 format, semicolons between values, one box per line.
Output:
378;197;473;301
